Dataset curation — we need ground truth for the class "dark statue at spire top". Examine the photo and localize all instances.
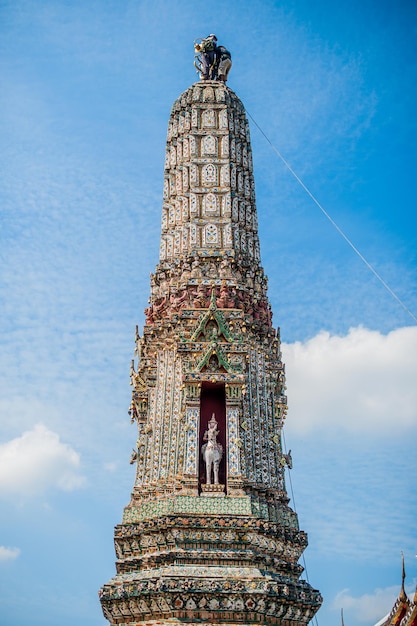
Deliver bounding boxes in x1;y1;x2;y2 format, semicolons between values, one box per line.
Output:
194;34;232;82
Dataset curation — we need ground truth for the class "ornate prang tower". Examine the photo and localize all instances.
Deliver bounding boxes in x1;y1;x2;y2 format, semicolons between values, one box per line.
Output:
99;57;322;625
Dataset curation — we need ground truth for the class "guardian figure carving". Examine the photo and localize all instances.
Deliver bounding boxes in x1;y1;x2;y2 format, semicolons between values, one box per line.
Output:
201;413;223;484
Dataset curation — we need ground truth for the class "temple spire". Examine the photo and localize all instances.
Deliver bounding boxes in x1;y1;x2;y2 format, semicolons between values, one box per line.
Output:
99;60;321;625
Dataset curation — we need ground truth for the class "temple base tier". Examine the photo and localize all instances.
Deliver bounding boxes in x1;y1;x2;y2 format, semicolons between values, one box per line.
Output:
99;511;321;625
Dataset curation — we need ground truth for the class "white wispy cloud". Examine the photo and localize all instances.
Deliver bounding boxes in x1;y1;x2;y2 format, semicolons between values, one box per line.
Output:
0;546;21;562
0;424;85;495
332;585;416;624
281;326;416;564
282;325;417;435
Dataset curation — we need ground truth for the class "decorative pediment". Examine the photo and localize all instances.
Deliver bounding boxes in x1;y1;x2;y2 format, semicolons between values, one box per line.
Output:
196;342;231;373
191;290;235;343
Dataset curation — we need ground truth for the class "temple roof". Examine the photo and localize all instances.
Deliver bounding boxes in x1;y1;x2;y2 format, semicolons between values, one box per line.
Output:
373;560;417;626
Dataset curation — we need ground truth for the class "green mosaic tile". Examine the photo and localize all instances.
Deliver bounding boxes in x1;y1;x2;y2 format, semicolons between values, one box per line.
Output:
122;495;253;523
121;494;300;528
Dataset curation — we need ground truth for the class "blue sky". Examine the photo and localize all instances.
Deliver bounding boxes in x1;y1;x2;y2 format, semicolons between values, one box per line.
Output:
0;1;416;625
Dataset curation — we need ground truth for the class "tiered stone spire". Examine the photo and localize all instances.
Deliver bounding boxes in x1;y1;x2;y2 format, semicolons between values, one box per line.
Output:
99;80;322;625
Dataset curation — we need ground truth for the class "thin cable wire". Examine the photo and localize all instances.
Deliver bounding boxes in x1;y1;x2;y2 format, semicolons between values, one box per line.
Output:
282;430;320;626
247;111;417;325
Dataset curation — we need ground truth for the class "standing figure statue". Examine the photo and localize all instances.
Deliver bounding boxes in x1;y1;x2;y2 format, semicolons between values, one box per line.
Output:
201;413;223;485
194;35;232;83
194;34;218;80
216;45;232;82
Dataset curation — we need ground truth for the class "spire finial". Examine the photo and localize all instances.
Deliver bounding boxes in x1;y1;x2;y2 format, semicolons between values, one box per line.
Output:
400;551;407;601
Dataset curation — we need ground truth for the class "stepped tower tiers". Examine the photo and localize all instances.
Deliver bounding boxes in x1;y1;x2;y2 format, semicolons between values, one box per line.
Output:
99;80;322;625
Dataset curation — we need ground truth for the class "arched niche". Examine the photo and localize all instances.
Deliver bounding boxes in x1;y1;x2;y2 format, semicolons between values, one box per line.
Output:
198;382;226;490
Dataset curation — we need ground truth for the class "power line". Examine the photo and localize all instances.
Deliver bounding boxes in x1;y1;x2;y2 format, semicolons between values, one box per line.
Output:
247;111;417;325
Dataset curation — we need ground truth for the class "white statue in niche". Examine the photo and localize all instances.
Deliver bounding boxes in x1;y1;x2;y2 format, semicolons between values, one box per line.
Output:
202;414;223;485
